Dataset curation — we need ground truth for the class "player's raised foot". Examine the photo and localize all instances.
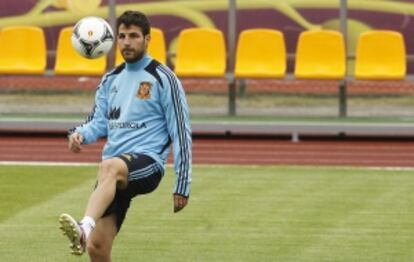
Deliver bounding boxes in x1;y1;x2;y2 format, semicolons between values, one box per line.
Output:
58;213;86;256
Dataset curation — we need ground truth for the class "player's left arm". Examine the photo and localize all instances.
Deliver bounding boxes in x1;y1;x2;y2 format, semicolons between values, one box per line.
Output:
160;69;192;212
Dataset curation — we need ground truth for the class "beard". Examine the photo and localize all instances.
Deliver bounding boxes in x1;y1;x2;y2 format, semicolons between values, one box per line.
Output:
122;48;145;63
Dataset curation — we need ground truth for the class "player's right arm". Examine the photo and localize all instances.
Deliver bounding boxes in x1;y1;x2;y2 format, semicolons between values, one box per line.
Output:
68;75;110;150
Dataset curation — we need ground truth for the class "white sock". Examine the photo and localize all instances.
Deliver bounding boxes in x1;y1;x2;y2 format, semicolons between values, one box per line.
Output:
80;216;96;240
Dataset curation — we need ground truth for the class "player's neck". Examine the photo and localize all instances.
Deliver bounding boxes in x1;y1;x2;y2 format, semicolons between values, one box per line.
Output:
125;53;150;71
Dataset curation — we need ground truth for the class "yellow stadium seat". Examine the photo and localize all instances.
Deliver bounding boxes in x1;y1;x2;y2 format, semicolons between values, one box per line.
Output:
175;28;226;77
116;27;167;65
0;26;46;74
235;29;286;78
54;27;106;75
294;30;345;80
355;30;406;80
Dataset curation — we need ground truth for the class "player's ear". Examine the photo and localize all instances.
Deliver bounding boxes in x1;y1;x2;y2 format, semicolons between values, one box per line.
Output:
144;34;151;50
145;34;151;43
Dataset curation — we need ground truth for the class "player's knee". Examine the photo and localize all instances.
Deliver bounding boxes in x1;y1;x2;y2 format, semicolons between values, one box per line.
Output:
98;161;118;182
87;239;109;258
97;159;128;189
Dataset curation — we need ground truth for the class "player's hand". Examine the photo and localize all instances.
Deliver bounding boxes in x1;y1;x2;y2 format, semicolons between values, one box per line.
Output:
173;194;188;213
68;132;84;153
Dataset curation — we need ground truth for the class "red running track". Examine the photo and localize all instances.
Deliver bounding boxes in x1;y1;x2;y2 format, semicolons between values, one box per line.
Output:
1;136;414;167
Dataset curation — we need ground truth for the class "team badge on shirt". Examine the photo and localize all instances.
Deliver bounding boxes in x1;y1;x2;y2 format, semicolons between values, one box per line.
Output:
137;81;152;100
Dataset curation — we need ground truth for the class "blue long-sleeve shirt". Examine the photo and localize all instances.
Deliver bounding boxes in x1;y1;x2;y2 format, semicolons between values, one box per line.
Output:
73;54;192;197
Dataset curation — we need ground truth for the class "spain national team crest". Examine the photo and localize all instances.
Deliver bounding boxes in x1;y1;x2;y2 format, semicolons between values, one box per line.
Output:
137;81;152;100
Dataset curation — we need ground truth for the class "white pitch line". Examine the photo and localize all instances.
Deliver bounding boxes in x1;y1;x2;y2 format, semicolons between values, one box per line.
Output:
0;161;98;166
1;161;413;171
0;161;176;168
365;166;414;171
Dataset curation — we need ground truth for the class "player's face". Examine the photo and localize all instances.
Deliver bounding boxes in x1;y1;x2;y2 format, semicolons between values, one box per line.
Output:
117;24;150;63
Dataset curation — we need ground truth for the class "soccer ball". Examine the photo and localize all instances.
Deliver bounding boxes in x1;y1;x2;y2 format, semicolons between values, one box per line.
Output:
71;16;114;59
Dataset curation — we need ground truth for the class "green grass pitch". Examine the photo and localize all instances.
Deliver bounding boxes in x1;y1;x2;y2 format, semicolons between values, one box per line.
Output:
0;165;414;261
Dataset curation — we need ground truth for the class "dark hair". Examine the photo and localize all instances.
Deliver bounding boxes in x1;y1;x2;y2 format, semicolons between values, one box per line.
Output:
116;10;151;36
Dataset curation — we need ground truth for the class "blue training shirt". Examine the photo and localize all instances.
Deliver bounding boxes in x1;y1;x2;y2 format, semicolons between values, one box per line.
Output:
72;54;192;197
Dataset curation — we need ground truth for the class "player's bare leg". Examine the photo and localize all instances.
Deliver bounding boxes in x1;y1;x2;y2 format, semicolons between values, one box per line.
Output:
85;158;128;220
87;214;118;262
59;157;127;255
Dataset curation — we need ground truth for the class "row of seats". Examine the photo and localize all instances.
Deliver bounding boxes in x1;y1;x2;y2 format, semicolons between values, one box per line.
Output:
0;26;166;76
0;25;406;80
178;28;405;80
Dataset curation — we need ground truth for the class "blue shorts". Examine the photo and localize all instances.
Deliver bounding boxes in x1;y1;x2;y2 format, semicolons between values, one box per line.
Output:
102;153;164;231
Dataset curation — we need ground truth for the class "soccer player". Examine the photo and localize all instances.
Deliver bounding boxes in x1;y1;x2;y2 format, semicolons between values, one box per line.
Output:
58;10;192;261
